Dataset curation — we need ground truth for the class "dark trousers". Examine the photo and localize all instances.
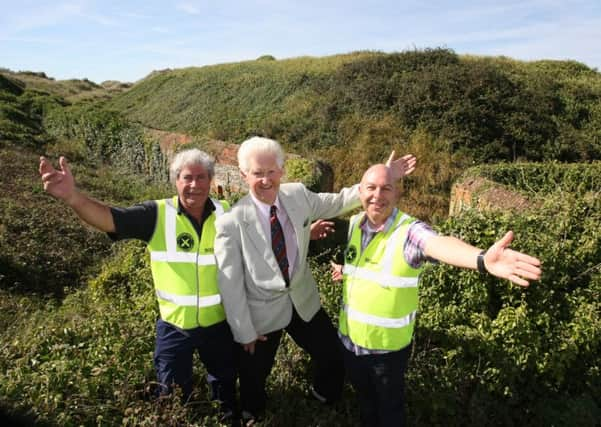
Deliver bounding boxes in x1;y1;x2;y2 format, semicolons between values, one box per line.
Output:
154;319;237;413
237;307;344;416
343;344;411;427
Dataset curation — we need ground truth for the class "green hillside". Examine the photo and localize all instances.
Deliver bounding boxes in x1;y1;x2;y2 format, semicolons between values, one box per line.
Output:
103;49;601;220
107;48;601;174
0;68;132;150
1;49;600;426
0;68;132;103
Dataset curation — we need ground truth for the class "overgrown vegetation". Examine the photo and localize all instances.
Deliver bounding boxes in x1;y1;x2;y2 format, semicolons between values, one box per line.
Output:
0;68;131;103
2;153;599;425
1;49;600;425
413;191;600;426
106;49;601;218
461;161;601;196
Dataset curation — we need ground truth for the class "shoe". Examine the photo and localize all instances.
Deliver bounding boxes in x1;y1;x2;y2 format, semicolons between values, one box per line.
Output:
310;385;328;404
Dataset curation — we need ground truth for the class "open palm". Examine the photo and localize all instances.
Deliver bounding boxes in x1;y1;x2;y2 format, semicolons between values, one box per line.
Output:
39;156;76;202
386;150;417;181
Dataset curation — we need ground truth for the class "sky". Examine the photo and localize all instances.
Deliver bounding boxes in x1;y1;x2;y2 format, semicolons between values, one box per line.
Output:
1;0;600;84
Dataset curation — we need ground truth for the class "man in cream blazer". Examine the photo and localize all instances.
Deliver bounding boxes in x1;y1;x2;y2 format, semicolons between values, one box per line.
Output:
214;136;415;424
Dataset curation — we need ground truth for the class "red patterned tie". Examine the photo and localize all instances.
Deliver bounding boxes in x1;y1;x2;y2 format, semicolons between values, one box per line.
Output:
270;205;290;286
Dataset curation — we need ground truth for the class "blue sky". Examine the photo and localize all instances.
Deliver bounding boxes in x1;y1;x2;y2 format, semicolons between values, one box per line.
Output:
1;0;600;83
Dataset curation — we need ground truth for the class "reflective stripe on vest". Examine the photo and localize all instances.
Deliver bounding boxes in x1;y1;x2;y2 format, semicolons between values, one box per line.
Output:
339;212;421;350
150;252;216;264
148;197;228;329
155;289;221;307
148;198;221;266
342;265;418;288
342;213;418;289
343;304;417;328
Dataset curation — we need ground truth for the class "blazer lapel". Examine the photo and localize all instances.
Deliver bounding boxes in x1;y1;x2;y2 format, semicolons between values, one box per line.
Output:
279;190;307;262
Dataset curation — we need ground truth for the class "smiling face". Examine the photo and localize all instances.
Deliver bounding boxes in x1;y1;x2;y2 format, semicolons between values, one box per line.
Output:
242;151;283;205
175;163;211;215
359;164;397;227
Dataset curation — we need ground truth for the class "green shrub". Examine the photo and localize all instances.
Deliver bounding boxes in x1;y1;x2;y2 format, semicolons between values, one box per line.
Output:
411;190;600;425
462;161;601;196
285;157;322;191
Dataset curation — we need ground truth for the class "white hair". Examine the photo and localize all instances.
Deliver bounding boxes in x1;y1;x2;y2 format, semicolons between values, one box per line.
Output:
169;148;215;184
237;136;285;173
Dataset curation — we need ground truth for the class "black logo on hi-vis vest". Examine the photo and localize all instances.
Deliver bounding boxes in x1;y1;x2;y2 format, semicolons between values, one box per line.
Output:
176;233;195;251
345;245;357;263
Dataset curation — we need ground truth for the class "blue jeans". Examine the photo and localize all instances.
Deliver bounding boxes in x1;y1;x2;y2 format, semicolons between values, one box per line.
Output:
153;319;237;413
343;343;411;427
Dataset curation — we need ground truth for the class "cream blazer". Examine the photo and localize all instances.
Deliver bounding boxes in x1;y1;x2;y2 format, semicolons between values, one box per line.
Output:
214;182;360;344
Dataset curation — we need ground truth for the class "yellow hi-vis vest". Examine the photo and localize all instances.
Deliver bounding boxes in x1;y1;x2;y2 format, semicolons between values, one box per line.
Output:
339;212;422;351
147;196;229;330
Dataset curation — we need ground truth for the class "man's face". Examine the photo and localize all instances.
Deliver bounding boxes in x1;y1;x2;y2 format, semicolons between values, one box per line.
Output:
176;163;211;212
242;152;283;205
359;165;397;227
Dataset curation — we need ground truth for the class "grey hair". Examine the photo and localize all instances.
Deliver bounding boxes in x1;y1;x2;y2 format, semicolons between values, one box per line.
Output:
237;136;285;173
169;148;215;184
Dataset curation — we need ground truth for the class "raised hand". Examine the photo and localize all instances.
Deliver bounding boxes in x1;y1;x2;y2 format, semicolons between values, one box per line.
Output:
483;231;542;287
39;156;76;203
310;219;335;240
386;150;417;181
38;156;115;232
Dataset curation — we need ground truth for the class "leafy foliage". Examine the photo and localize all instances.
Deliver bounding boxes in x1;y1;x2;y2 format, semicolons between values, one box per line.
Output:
2;50;601;425
43;103;171;185
285;158;323;192
412;189;600;426
462;161;601;196
0;147;171;298
0;68;131;103
101;48;601;221
0;75;65;149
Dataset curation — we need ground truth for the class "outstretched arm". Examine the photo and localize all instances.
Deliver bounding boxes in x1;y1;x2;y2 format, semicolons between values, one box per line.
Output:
39;156;115;232
423;231;542;287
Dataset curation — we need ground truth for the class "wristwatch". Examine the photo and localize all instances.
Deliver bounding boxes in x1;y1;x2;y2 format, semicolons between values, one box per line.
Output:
477;250;487;274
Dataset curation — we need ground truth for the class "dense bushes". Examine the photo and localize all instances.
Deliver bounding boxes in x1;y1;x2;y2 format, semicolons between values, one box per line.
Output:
44;104;171;183
100;48;601;221
0;242;162;426
3;186;598;425
411;188;600;426
462;161;601;195
106;49;601;170
2;50;601;425
0;75;65;148
0;148;111;297
0;148;172;298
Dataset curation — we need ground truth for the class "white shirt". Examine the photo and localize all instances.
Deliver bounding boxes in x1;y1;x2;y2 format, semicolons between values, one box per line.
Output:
249;193;298;278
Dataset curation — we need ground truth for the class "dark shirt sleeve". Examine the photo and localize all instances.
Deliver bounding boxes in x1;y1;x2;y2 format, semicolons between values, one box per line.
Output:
107;200;158;243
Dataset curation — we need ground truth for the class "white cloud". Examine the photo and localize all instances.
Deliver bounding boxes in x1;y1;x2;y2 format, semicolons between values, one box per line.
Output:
2;0;599;82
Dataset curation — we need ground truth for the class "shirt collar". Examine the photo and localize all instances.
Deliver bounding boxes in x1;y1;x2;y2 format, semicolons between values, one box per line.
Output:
360;208;399;235
250;192;282;218
176;196;215;218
